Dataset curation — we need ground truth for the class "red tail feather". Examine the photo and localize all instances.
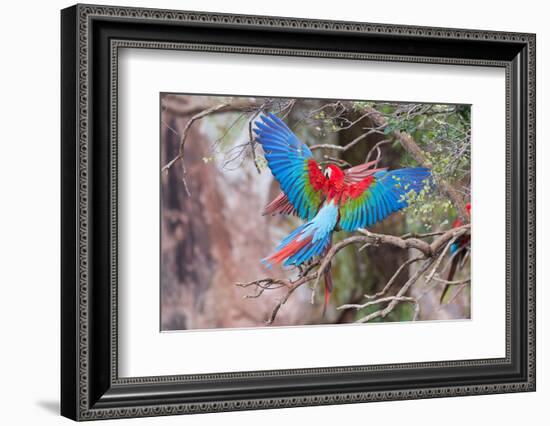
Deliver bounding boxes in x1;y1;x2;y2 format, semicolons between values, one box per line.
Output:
264;235;312;265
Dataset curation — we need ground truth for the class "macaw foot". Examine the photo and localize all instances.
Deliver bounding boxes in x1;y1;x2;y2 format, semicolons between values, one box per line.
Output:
357;227;380;251
358;227;374;237
296;259;317;276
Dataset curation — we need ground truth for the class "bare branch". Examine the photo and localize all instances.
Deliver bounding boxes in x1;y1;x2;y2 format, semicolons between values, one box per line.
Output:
338;295;420;322
248;110;262;174
332;225;469;323
332;111;378;132
424;234;459;287
237;273;317;325
364;138;392;164
364;255;425;300
311;225;470;305
401;231;445;239
444;283;470;305
354;258;434;323
310;127;385;151
433;276;471;286
162;103;230;194
236;225;469;324
161;98;261;117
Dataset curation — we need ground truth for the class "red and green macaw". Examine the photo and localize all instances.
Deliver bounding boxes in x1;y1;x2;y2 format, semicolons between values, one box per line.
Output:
440;202;471;304
254;113;432;310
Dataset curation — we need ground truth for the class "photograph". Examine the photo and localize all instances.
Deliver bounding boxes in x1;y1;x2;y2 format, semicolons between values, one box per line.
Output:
160;94;472;331
56;2;536;421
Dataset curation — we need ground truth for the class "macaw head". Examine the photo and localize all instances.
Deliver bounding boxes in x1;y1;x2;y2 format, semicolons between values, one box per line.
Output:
323;164;345;186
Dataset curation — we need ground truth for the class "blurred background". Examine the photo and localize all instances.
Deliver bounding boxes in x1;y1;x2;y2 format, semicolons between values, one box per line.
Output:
160;94;471;330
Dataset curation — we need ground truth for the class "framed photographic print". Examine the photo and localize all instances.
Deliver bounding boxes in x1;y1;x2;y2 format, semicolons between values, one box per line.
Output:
61;4;536;421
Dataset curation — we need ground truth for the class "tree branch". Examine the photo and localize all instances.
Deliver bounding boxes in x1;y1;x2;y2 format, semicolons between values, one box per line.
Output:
363;255;425;300
316;225;469;322
237;273;317;325
338;295;420;322
362;106;470;221
161;103;231;195
309;127;385;151
238;224;470;324
433;276;471;286
161;97;261;117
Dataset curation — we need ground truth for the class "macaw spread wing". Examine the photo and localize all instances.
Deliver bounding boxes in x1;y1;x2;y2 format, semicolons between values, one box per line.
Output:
254;113;326;221
339;168;432;231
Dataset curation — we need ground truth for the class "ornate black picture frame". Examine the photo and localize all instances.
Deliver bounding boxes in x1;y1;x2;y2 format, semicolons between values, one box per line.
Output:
61;3;536;421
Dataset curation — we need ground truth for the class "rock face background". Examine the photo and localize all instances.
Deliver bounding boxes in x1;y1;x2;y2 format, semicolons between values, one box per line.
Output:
160;94;470;331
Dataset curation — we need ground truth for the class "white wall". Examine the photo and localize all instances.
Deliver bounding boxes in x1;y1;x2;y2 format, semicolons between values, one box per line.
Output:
0;0;546;424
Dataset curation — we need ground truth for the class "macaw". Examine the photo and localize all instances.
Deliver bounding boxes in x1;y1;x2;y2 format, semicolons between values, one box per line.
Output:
440;202;471;304
254;113;432;311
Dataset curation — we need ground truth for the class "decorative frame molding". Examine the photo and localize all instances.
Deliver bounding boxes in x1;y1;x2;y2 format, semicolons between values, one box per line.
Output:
61;3;535;421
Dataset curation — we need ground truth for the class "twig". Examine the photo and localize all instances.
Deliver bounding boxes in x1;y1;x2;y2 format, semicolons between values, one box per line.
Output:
236;278;289;299
354;258;433;323
248;110;263;174
236;272;317;325
364;255;425;300
364;139;392;164
445;283;469;305
161;119;180;137
424;234;459;286
310;127;385;151
279;99;296;119
335;225;470;323
338;295;418;314
240;224;469;324
312;225;469;298
161;98;260;117
400;231;445;239
162;103;230;195
432;276;471;285
332;111;377;132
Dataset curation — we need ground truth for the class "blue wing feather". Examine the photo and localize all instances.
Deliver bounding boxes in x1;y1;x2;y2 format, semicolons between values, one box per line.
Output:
339;168;432;231
254;113;322;220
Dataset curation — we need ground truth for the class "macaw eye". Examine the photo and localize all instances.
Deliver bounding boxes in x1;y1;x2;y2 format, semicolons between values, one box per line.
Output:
324;168;332;179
